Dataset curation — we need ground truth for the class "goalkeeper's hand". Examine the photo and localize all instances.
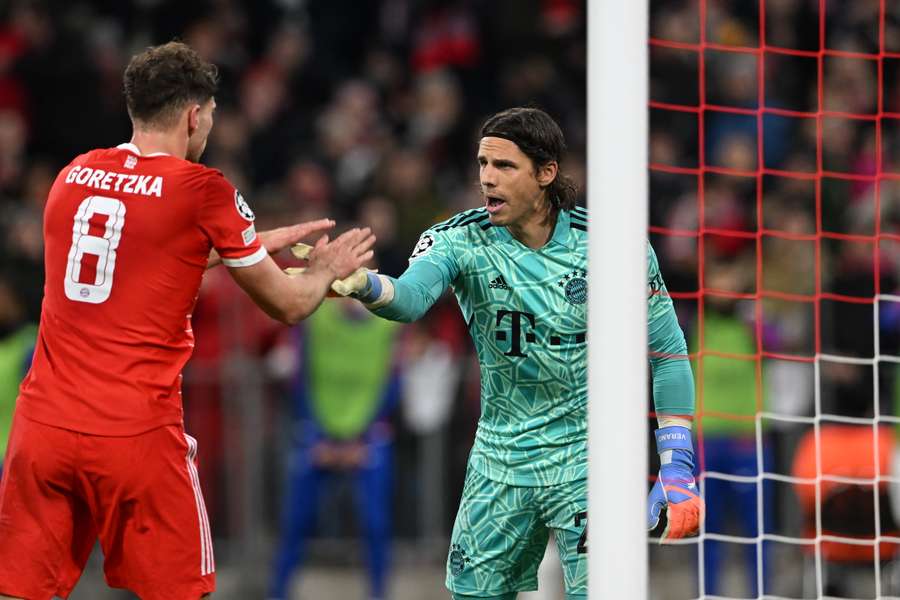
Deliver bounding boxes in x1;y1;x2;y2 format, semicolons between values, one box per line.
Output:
647;426;704;542
288;243;379;299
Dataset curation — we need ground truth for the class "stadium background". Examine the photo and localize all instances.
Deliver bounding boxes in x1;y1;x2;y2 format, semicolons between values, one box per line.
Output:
0;1;587;599
7;0;895;599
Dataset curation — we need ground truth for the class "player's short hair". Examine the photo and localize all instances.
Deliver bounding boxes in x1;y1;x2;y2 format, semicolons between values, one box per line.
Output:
480;107;579;211
123;41;219;129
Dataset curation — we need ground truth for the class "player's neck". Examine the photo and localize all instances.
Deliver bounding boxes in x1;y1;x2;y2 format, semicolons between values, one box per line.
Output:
129;128;188;159
508;205;557;249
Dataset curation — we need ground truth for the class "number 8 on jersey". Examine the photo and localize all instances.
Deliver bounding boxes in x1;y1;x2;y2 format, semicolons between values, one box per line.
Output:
64;195;126;304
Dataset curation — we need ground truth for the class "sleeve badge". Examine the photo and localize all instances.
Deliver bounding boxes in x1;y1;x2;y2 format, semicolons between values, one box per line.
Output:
409;233;435;259
234;190;255;222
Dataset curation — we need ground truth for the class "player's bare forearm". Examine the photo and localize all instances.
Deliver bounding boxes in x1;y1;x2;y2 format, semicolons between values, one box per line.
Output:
228;255;332;324
229;228;375;324
206;219;335;270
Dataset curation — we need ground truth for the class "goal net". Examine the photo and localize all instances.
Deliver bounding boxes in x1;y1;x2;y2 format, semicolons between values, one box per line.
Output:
649;1;900;598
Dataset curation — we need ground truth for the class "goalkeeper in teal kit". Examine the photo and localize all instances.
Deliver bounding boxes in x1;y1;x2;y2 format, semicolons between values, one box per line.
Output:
298;107;703;598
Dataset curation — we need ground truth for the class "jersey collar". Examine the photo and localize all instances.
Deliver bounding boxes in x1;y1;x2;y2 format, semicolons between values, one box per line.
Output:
117;143;141;154
549;209;572;248
116;143;171;157
496;208;573;250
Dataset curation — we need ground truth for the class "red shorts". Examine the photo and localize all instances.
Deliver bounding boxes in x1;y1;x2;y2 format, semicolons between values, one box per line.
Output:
0;412;215;600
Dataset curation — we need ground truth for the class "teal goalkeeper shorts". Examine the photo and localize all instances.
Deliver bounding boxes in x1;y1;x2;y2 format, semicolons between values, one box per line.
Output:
445;466;587;597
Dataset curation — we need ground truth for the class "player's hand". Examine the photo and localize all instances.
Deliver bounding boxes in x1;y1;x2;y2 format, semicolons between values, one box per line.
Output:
206;219;335;270
303;227;376;281
288;243;376;297
260;219;335;255
647;426;704;542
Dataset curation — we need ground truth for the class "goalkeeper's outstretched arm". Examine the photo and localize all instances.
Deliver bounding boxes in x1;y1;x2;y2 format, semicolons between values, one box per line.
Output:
295;225;460;322
352;259;453;323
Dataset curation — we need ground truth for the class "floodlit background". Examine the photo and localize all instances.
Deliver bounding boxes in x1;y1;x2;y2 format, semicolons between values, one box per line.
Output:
9;0;900;599
0;1;584;599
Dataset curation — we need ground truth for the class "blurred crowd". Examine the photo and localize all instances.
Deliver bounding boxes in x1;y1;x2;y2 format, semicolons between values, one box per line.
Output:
651;1;900;597
27;0;900;597
0;0;586;316
0;0;585;596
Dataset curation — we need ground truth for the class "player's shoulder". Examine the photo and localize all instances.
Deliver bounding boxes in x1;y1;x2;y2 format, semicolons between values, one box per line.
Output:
159;160;237;198
159;156;226;183
568;205;588;235
425;207;496;244
66;147;114;168
409;208;493;260
70;146;223;179
429;207;491;234
646;240;662;272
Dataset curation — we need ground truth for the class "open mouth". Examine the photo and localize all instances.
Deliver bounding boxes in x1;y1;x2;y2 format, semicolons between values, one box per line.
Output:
485;196;506;213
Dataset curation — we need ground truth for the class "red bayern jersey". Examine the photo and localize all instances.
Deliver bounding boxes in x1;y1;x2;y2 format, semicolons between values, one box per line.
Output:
17;143;266;435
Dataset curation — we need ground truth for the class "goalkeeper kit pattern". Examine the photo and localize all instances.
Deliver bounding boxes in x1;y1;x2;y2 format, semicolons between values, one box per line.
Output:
372;206;691;595
396;206;589;487
446;467;587;596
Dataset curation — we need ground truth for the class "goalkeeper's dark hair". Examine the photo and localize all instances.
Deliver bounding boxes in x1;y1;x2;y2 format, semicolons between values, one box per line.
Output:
480;106;579;211
123;41;219;130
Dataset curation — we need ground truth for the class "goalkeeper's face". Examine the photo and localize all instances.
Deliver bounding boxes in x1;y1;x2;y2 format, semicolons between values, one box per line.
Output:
478;136;555;227
186;98;216;163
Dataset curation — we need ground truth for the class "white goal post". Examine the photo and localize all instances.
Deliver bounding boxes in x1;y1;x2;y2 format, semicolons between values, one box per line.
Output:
588;1;649;599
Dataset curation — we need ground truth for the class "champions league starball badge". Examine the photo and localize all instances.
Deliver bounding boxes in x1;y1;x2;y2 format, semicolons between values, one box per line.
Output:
559;269;587;305
410;233;435;259
234;190;255;221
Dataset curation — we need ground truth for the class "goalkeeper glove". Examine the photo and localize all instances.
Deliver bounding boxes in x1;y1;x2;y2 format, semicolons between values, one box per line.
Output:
288;243;381;301
647;426;704;541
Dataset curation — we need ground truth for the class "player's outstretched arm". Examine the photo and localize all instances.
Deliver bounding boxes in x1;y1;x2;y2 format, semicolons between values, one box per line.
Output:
358;259;452;322
287;240;457;324
206;218;336;269
286;243;380;298
228;227;375;325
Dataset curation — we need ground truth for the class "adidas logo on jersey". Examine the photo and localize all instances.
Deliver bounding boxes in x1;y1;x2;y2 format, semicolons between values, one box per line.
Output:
489;276;510;290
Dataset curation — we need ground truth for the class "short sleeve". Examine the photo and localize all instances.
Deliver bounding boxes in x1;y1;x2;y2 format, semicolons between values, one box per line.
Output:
198;172;266;267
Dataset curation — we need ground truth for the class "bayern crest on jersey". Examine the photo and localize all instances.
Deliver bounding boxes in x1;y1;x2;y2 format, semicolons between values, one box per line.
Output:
558;268;588;305
234;190;255;221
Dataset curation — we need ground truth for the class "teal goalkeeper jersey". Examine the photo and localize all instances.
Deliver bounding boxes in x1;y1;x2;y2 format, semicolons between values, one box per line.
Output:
647;244;695;417
371;207;693;486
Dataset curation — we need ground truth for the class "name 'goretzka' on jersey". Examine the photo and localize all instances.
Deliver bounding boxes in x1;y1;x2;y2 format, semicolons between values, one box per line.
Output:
17;143;266;435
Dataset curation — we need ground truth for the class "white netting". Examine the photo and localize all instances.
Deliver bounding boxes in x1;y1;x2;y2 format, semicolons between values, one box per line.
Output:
649;1;900;597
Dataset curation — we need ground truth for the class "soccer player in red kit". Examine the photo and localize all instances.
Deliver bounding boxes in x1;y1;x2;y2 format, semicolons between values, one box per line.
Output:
0;42;374;600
